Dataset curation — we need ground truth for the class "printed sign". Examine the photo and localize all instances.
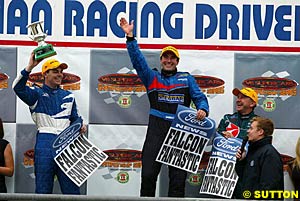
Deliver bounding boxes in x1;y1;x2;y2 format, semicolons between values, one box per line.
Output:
52;119;108;187
156;105;215;173
199;133;242;198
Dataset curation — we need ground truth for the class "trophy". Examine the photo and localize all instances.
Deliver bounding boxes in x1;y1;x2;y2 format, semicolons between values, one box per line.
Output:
27;21;57;60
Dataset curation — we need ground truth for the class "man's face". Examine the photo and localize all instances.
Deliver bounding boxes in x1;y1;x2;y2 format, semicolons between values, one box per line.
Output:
44;67;64;88
160;51;178;72
247;121;263;142
236;93;256;115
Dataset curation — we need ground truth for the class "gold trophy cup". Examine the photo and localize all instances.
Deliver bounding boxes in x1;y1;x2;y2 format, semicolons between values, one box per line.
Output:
26;21;57;60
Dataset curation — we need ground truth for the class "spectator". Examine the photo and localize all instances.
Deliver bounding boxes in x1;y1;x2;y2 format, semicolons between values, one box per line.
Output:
0;117;14;193
235;116;284;199
287;137;300;192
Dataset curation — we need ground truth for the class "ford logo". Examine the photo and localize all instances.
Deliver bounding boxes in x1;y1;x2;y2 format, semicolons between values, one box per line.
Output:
52;122;82;148
213;136;242;155
177;110;215;130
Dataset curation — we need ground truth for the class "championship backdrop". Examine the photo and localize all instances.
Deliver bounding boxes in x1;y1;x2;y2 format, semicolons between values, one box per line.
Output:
0;0;299;196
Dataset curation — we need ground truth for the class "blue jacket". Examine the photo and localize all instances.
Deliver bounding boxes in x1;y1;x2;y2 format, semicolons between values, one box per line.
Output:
13;69;81;135
126;40;209;120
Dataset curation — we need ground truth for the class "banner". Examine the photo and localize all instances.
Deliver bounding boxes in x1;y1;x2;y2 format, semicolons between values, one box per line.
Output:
52;119;108;187
2;0;299;195
156;105;215;173
1;0;300;49
199;133;242;198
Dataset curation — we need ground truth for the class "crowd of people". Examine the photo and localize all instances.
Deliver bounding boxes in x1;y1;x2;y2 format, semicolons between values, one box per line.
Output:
0;16;298;200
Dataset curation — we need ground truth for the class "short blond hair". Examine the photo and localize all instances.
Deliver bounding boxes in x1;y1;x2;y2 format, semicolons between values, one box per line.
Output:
251;116;274;136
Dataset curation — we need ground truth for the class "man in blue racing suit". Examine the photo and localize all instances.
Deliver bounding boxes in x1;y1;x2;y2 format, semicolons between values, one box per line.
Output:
12;53;87;194
120;18;209;197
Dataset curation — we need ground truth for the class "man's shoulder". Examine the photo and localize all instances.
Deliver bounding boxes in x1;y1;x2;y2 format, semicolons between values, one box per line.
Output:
176;71;190;76
222;112;238;119
60;88;73;94
175;72;192;80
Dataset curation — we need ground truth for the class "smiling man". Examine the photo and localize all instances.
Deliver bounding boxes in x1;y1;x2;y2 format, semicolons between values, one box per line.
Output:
217;87;258;139
215;87;258;198
12;53;86;194
120;17;209;198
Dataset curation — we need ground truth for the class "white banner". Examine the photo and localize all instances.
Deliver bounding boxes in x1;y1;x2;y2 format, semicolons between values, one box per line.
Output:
156;105;215;173
54;134;108;187
199;133;242;198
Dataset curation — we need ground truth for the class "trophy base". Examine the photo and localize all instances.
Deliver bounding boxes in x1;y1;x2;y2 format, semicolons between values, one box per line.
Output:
34;44;57;60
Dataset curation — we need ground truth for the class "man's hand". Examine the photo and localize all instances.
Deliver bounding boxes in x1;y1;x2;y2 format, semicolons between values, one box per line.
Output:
196;109;206;120
236;148;246;161
80;124;87;134
25;52;43;72
222;131;234;138
120;17;134;37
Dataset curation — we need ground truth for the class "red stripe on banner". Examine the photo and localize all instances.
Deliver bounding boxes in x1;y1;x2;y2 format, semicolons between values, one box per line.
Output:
1;40;300;52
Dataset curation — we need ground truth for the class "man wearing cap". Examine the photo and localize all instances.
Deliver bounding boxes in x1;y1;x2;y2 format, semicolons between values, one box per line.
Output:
216;87;258;198
120;18;209;197
12;53;86;194
217;87;258;139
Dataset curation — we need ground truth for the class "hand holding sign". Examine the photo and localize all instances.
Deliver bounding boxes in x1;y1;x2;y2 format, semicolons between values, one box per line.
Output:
196;109;207;120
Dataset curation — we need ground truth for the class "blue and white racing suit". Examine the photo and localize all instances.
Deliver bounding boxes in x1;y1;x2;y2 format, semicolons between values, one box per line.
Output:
13;69;81;194
126;39;209;197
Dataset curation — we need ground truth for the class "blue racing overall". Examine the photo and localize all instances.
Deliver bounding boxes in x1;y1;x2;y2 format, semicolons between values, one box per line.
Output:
13;69;81;194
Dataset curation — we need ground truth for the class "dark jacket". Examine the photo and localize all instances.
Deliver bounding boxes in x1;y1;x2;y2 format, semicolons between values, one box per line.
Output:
235;136;284;199
217;111;257;139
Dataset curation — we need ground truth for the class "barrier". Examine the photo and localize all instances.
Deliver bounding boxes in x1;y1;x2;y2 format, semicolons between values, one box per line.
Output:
0;193;240;201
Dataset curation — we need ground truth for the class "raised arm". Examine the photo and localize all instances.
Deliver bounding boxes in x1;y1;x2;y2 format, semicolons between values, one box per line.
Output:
119;17;154;87
12;53;43;106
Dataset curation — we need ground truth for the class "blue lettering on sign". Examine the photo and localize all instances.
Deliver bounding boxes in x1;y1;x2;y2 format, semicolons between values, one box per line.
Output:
65;0;84;36
7;0;28;34
253;5;273;40
140;2;161;38
163;3;183;39
220;4;239;40
32;0;52;34
195;4;300;41
242;5;250;40
87;1;107;37
1;1;300;42
140;2;183;39
64;0;138;37
6;0;52;34
0;0;3;34
274;5;291;41
110;1;126;37
296;6;300;41
195;4;217;39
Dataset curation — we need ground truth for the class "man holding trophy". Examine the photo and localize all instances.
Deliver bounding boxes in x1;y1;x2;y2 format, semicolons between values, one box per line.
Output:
12;22;87;194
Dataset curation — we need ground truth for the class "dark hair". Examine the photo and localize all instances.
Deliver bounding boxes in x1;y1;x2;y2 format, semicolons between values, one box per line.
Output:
0;118;3;139
160;55;180;62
